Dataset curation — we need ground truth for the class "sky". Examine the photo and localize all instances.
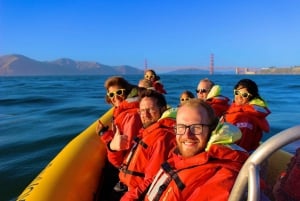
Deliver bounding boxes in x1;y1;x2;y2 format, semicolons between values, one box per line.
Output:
1;0;300;72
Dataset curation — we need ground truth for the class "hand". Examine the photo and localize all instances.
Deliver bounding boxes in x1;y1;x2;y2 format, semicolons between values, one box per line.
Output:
96;120;104;135
110;126;129;151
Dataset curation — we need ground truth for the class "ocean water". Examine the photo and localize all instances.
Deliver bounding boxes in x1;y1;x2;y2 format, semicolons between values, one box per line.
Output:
1;74;300;201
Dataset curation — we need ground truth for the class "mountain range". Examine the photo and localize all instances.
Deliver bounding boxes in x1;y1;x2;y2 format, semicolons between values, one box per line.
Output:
0;54;144;76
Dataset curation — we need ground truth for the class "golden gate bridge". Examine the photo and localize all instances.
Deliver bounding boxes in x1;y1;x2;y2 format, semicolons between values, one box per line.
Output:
144;54;260;74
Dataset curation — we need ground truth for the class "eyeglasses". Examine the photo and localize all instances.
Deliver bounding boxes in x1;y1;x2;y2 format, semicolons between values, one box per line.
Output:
144;74;155;79
174;124;209;135
138;107;158;114
195;88;209;94
234;90;252;98
180;98;190;102
107;89;126;98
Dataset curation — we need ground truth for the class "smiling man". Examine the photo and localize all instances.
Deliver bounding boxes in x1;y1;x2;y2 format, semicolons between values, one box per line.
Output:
144;99;249;201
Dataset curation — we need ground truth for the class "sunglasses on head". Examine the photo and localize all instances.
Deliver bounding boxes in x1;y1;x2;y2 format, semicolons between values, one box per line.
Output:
195;88;209;94
234;89;252;98
107;89;126;98
144;74;155;79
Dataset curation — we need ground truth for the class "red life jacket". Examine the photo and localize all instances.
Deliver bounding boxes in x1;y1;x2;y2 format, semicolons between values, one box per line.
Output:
206;95;230;118
102;99;143;168
152;80;167;94
223;102;270;151
273;148;300;201
119;118;176;190
145;144;248;201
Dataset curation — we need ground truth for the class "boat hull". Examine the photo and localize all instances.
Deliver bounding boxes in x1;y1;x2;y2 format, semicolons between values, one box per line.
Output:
17;108;113;201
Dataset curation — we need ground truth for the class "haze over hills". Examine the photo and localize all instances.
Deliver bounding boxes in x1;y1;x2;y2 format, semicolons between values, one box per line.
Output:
1;54;300;76
0;54;144;76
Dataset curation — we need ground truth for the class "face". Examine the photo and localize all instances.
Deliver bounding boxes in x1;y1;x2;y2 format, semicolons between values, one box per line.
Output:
107;85;126;107
176;105;210;158
196;81;211;100
180;93;191;104
144;71;155;81
234;87;251;105
139;97;162;128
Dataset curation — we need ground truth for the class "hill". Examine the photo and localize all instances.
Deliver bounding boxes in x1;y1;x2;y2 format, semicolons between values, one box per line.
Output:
0;54;144;76
166;68;209;74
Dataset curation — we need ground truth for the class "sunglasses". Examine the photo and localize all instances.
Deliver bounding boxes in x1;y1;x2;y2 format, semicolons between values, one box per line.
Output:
107;89;126;98
180;98;190;102
144;74;155;79
195;88;209;94
234;90;252;98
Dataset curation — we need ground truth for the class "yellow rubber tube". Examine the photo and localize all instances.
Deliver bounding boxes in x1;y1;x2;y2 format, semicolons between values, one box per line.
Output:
17;108;113;201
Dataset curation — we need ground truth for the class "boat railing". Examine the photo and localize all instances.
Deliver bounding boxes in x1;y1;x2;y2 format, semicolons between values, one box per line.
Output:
229;125;300;201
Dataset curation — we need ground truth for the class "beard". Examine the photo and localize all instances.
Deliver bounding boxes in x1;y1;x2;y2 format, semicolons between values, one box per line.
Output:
142;120;156;128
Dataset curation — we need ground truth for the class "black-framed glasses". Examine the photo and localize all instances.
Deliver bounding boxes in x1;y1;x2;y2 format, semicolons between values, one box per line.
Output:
174;124;209;135
107;89;126;98
195;88;209;94
234;90;252;98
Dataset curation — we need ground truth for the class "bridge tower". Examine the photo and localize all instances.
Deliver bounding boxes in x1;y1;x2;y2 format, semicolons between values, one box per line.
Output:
144;59;148;73
210;53;214;75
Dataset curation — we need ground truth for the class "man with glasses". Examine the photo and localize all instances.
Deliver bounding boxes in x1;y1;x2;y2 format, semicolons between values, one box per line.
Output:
144;99;248;201
196;78;230;118
109;89;176;201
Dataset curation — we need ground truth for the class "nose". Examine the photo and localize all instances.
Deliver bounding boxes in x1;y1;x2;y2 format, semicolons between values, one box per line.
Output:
183;127;194;137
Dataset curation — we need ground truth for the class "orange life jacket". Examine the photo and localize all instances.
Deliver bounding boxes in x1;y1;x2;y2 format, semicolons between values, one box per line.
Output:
145;144;248;201
223;102;270;152
119;117;176;190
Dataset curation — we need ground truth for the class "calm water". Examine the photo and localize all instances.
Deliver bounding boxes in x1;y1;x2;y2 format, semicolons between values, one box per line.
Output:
1;74;300;201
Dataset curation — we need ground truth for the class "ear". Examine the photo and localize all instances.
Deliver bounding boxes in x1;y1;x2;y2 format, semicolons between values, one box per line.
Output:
160;106;167;114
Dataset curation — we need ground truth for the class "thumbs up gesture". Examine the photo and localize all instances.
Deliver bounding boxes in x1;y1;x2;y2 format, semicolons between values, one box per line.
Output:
109;126;129;151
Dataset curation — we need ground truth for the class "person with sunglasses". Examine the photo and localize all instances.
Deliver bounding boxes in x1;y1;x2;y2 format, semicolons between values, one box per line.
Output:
144;99;248;201
105;89;176;201
222;78;271;152
96;76;144;200
144;69;167;94
196;78;230;118
179;90;195;105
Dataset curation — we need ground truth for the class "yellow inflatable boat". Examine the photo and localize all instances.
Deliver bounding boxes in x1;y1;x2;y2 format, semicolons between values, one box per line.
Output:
17;106;300;201
17;108;114;201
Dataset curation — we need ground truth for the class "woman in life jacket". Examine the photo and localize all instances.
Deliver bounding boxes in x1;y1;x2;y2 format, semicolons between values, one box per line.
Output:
222;78;271;152
96;76;143;200
144;69;167;94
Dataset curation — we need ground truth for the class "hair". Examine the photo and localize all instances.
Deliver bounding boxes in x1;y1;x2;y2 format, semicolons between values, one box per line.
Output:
138;79;153;89
145;69;160;80
104;76;135;103
234;79;262;101
199;78;215;89
180;90;195;99
178;99;219;133
139;89;167;110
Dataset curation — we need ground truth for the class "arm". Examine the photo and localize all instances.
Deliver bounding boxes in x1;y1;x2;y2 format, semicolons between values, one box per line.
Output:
107;112;142;168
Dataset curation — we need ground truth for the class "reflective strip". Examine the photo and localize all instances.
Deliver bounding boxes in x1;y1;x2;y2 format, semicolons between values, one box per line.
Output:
147;169;170;201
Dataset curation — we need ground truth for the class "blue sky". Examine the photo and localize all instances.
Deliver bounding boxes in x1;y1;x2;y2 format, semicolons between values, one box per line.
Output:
1;0;300;72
